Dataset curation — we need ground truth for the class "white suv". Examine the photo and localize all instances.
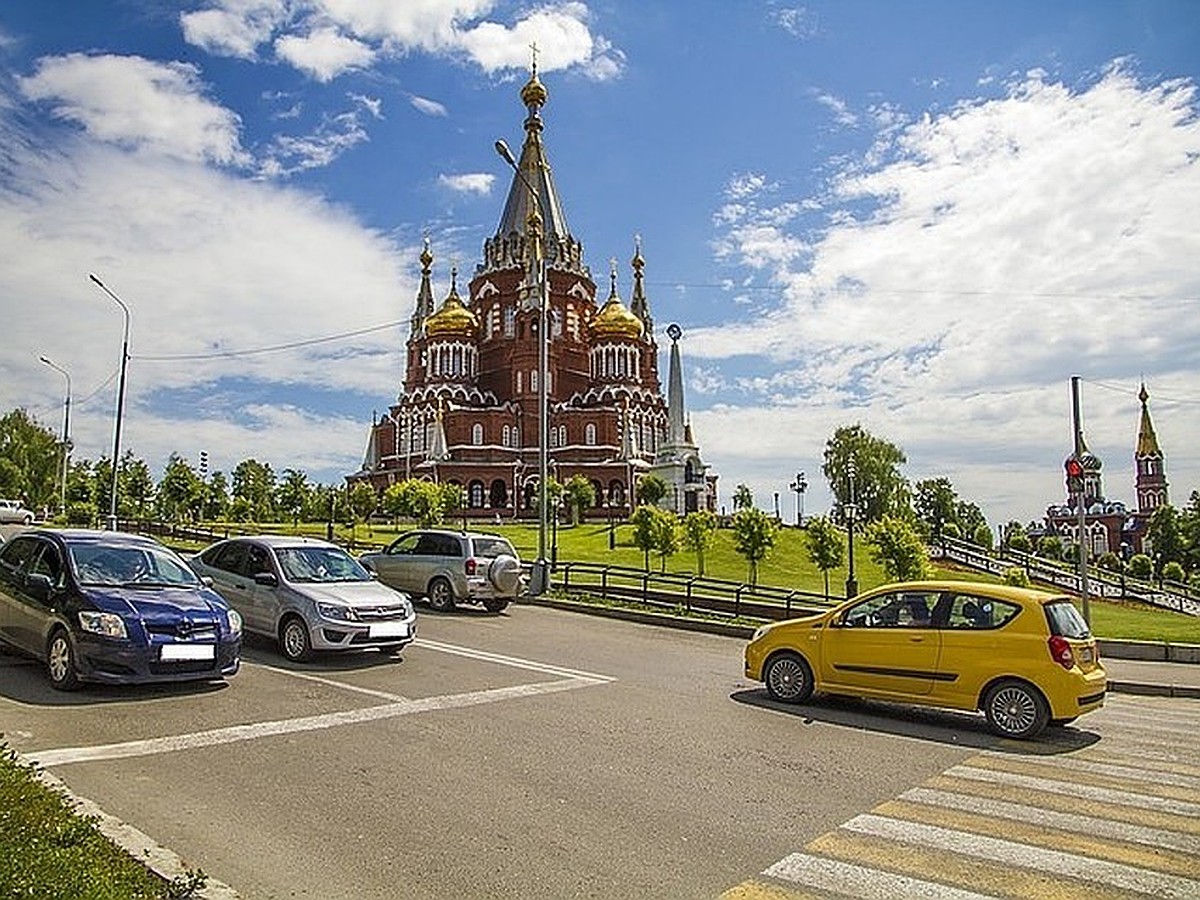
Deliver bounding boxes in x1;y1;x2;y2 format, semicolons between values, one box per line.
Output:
360;530;523;613
0;500;35;525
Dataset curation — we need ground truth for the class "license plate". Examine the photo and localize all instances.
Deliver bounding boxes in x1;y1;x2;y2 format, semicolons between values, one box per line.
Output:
369;622;409;639
160;643;216;661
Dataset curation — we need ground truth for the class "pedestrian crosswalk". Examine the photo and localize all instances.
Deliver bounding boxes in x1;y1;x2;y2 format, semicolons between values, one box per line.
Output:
723;696;1200;899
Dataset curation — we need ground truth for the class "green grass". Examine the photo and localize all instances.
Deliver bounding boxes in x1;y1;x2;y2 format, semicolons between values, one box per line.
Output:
0;744;205;899
203;517;1200;644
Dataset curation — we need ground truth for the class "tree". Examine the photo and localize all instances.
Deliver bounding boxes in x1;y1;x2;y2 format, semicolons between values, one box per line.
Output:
972;523;994;550
563;475;594;525
823;424;911;524
1181;491;1200;574
1147;504;1186;568
204;471;230;521
0;408;61;511
1038;535;1064;561
1163;560;1186;584
914;477;957;539
732;506;776;585
157;454;201;523
681;510;717;576
1003;521;1032;554
957;500;987;544
804;516;844;600
1128;553;1153;581
231;458;276;522
630;505;659;571
122;452;155;521
731;483;754;512
347;482;378;536
635;474;667;507
865;515;929;581
384;479;446;528
277;469;311;528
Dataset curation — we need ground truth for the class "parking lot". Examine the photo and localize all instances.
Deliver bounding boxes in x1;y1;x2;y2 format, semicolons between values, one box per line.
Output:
2;602;1002;899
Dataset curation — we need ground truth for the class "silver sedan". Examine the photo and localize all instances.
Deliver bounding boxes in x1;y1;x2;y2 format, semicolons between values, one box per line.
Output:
192;535;416;662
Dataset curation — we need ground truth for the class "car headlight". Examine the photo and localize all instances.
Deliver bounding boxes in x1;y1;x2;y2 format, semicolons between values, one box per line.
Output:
226;608;243;637
317;602;357;621
78;611;128;639
751;624;772;642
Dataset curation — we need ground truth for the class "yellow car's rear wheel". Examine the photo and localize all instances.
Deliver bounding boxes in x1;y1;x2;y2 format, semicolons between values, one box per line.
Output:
984;679;1049;739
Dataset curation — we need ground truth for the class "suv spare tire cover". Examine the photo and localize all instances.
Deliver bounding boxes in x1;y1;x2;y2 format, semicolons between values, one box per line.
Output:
489;554;521;593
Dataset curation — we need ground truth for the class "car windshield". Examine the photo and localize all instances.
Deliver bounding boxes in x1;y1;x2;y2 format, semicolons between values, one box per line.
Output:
1045;599;1090;638
71;542;201;587
276;546;370;583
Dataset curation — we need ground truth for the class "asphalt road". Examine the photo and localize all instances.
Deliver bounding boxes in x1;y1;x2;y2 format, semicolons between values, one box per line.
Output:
2;601;1198;899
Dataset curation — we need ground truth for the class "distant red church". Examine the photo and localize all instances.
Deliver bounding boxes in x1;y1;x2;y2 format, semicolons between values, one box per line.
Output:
1043;383;1169;557
348;66;716;519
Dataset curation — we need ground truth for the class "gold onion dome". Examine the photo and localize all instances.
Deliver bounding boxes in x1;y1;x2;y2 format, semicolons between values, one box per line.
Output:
591;263;643;339
521;68;548;108
424;270;477;336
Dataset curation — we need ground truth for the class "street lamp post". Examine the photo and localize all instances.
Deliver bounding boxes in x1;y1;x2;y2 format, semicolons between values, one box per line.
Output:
789;471;807;526
495;137;550;594
39;356;71;518
607;498;616;550
89;274;131;531
844;467;858;598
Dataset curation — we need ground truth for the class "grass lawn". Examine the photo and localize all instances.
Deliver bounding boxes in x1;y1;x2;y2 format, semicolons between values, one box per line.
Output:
205;517;1200;644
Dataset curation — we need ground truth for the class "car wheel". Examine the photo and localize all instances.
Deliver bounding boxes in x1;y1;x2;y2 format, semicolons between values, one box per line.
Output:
427;577;456;613
47;629;81;691
488;554;521;595
763;652;814;704
984;680;1049;739
482;597;509;613
22;514;33;526
279;615;313;662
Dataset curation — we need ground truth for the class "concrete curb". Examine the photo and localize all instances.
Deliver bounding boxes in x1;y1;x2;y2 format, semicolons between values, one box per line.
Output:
1104;680;1200;699
28;761;241;899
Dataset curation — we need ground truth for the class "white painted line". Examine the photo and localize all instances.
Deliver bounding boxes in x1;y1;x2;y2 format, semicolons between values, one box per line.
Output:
250;662;411;702
25;677;595;768
901;786;1200;854
843;813;1200;899
978;750;1200;789
413;637;616;682
946;764;1200;816
763;852;995;900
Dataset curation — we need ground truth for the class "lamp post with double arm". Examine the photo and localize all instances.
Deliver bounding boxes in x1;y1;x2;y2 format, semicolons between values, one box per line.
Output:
89;274;131;531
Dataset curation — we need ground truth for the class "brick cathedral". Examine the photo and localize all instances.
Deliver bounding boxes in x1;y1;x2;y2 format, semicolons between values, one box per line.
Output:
348;66;717;520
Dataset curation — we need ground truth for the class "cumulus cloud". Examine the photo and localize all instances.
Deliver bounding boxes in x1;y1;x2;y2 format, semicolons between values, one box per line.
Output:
18;53;249;166
410;95;447;117
274;27;375;82
438;172;495;195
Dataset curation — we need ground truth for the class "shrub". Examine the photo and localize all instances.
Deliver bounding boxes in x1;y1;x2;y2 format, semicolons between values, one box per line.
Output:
1003;567;1031;588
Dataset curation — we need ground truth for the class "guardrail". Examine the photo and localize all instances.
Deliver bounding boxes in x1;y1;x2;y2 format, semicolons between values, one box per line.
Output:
551;561;840;622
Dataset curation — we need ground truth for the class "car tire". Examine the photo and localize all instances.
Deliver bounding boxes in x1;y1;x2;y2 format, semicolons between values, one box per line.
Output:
984;679;1049;739
22;514;33;526
488;554;521;595
482;597;509;613
46;629;81;691
279;615;313;663
763;652;814;704
427;577;456;613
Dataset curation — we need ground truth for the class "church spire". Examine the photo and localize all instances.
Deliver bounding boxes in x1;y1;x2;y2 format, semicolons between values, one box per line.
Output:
410;236;436;332
630;234;653;335
1135;382;1168;514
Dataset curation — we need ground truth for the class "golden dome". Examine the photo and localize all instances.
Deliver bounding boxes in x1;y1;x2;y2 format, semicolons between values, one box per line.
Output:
521;70;548;108
591;296;644;340
424;275;477;337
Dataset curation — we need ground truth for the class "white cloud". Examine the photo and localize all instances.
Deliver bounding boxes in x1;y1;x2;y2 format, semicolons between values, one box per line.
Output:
438;172;495;195
410;95;447;117
274;27;375;82
18;53;249;166
693;63;1200;522
180;0;289;59
259;103;371;176
772;7;819;40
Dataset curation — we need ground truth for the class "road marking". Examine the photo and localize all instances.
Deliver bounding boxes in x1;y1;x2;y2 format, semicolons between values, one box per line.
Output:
763;853;996;900
842;813;1200;898
413;637;616;682
25;677;601;768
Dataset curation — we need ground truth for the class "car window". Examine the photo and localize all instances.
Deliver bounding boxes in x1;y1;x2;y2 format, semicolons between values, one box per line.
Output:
944;592;1021;630
203;542;247;574
0;536;40;575
414;533;444;555
436;535;463;556
30;543;63;585
471;537;515;558
70;543;199;586
1045;599;1090;638
842;591;939;628
242;545;274;578
388;534;423;555
277;546;370;583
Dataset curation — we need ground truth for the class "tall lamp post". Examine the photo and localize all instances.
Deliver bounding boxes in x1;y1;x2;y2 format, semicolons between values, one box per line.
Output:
789;471;807;526
39;356;71;518
495;137;550;593
844;466;858;598
90;274;131;531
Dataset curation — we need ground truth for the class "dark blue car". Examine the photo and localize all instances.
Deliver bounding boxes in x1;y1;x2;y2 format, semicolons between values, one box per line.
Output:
0;529;241;690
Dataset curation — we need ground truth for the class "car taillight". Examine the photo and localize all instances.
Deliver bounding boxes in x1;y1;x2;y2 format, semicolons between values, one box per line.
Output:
464;558;478;576
1048;635;1074;669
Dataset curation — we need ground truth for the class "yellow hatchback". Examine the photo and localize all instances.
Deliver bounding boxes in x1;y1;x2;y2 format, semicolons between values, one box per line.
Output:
744;580;1106;739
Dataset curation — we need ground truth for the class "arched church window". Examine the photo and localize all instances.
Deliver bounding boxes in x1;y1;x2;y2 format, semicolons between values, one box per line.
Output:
585;423;596;445
472;423;483;445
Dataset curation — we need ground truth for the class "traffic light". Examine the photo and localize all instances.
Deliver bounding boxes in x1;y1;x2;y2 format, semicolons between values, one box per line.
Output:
1064;456;1084;495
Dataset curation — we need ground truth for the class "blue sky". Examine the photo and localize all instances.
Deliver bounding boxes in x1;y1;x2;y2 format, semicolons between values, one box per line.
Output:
2;1;1198;527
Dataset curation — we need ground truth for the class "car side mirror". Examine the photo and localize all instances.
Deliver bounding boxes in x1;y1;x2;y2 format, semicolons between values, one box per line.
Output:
201;575;214;587
253;571;279;587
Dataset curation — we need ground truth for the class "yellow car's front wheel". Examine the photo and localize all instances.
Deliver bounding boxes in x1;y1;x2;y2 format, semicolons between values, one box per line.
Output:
764;652;814;704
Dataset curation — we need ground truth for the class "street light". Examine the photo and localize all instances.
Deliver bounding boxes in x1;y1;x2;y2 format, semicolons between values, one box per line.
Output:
495;137;550;594
606;496;616;550
844;466;858;598
789;471;807;526
89;274;131;531
39;356;71;517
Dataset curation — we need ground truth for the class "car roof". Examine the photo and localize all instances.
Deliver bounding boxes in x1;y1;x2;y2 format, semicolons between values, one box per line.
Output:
865;580;1067;606
22;529;169;549
219;534;340;549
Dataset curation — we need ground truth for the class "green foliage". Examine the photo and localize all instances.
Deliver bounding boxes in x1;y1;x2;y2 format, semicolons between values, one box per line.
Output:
382;479;450;528
731;483;754;512
914;477;957;539
1038;535;1063;561
1004;522;1032;553
1097;551;1122;572
231;458;276;522
1163;560;1186;583
823;423;912;524
629;504;658;570
1003;567;1031;588
563;474;594;525
0;408;61;510
972;523;994;549
276;468;311;527
156;454;201;523
635;473;667;507
731;506;776;585
1128;553;1154;580
649;508;680;572
1147;503;1186;568
864;515;930;581
347;482;378;531
804;515;844;600
681;509;717;575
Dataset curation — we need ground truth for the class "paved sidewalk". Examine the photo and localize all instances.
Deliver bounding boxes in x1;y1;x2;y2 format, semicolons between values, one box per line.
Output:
1103;656;1200;699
